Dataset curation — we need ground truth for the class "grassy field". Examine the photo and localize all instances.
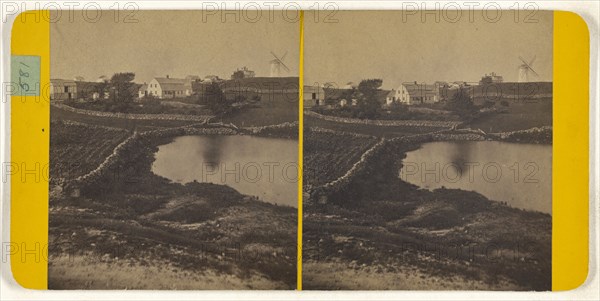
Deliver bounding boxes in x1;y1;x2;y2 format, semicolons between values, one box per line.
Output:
303;128;378;187
467;98;552;132
219;92;298;127
51;105;200;131
302;132;551;290
305;115;432;138
50;121;131;180
65;99;211;116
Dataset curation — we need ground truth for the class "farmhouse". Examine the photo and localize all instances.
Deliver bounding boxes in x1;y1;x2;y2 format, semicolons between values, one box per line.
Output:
304;85;325;107
147;76;191;99
386;82;440;105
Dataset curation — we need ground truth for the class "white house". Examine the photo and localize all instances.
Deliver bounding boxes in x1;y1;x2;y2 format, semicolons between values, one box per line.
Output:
386;82;440;105
147;76;190;99
303;85;325;107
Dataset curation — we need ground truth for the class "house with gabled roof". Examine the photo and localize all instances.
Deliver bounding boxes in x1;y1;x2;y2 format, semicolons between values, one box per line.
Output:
146;75;200;99
386;82;440;105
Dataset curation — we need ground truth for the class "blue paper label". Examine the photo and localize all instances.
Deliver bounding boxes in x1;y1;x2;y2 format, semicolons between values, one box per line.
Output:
11;55;40;96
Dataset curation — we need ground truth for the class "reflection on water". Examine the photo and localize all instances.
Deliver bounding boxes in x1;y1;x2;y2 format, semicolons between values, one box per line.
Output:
400;141;551;214
152;135;298;207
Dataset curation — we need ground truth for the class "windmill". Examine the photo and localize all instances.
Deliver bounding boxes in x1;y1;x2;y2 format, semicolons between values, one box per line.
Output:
518;55;539;82
270;51;290;77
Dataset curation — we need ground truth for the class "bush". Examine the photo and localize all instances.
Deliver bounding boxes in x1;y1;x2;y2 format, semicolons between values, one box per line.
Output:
483;100;496;108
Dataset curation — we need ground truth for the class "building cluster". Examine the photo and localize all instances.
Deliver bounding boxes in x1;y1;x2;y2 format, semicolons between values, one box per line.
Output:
231;66;256;79
50;74;225;101
304;72;506;108
50;70;508;108
479;72;504;85
50;67;263;101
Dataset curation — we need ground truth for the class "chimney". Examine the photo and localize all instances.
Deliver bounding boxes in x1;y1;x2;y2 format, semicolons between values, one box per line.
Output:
166;75;169;79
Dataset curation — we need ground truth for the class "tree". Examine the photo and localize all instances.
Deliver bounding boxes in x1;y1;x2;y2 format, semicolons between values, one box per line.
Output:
445;87;477;118
355;79;383;119
231;70;245;80
106;72;136;112
204;82;232;115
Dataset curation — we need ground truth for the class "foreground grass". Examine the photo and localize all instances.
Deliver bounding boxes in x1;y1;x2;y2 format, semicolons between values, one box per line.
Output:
302;133;551;291
49;120;297;289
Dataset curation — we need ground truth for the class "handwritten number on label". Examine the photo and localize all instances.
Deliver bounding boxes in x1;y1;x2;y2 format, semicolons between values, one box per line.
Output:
18;62;30;92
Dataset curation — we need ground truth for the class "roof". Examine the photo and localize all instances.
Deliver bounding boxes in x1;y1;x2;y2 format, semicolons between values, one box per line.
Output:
50;79;76;86
304;85;325;93
402;83;439;97
138;84;147;92
153;77;186;91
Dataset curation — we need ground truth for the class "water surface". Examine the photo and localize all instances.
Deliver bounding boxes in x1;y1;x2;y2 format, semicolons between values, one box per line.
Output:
400;141;551;214
152;135;298;207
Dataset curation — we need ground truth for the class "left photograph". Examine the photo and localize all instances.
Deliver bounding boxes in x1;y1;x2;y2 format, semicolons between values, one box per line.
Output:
48;11;299;289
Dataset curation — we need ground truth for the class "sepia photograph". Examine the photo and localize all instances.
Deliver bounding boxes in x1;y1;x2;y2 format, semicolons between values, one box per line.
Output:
302;10;553;290
48;11;299;289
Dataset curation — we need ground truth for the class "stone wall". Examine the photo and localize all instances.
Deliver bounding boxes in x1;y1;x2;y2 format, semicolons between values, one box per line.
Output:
489;126;552;144
53;103;214;122
71;132;140;188
310;138;386;198
242;121;299;136
305;110;461;128
307;126;376;140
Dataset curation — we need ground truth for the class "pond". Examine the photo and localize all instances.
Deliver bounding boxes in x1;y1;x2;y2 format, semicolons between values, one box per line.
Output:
152;135;298;207
400;141;552;214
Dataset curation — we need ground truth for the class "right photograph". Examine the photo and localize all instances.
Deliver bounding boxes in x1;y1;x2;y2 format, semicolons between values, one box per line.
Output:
302;11;553;290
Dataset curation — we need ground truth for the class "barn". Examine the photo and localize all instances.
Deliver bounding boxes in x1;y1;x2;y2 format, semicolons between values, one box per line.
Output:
50;79;77;101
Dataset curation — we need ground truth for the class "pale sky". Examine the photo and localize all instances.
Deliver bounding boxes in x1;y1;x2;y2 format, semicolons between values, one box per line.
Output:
51;10;552;88
51;11;300;83
304;10;553;89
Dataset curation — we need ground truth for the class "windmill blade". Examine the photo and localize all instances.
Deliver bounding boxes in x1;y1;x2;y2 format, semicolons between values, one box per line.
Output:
281;51;288;61
528;66;540;77
270;51;283;62
518;56;528;65
279;61;291;72
529;55;536;66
